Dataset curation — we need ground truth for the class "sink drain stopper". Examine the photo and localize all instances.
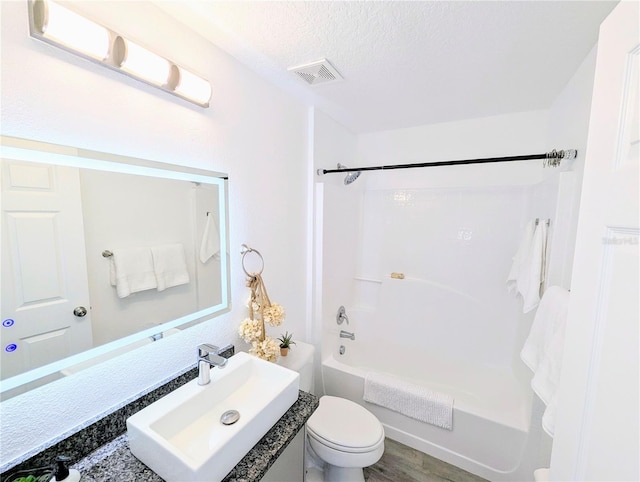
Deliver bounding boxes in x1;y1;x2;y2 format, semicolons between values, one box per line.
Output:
220;410;240;425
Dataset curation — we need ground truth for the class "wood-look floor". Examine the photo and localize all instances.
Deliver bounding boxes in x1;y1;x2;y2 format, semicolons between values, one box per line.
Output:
363;438;488;482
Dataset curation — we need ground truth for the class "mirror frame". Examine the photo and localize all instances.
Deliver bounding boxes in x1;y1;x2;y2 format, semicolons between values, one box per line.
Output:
0;136;230;396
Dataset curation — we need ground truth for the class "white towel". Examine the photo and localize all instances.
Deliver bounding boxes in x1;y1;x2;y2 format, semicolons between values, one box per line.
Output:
507;220;535;294
520;286;569;373
507;220;549;312
541;395;559;437
109;247;157;298
199;212;220;263
511;220;548;313
151;243;190;291
520;285;570;437
363;372;453;430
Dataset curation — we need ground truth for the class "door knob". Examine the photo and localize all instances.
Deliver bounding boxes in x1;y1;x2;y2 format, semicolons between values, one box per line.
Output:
73;306;87;317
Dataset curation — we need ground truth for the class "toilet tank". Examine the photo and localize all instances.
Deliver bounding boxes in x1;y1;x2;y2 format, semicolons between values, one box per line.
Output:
276;340;315;393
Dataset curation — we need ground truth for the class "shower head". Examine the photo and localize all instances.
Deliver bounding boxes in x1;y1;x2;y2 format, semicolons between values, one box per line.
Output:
337;163;361;185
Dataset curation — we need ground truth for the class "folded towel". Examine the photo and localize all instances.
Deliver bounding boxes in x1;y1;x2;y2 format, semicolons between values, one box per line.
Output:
363;372;453;430
507;220;549;312
199;212;220;263
507;220;535;294
151;243;190;291
518;220;548;312
109;247;157;298
520;285;570;437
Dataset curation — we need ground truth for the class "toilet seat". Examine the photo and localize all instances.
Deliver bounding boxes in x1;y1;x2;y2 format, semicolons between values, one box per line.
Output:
307;396;384;453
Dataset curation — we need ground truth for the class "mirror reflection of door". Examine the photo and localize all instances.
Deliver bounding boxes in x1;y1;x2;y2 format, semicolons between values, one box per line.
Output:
1;159;93;379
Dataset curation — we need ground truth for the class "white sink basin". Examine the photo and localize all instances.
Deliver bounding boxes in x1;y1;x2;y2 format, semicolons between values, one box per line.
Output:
127;351;300;482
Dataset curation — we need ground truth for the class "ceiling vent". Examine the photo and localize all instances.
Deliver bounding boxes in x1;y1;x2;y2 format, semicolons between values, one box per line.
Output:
288;59;343;86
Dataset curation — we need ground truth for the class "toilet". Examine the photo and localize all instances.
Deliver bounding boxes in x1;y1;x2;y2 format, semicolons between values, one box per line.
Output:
278;341;385;482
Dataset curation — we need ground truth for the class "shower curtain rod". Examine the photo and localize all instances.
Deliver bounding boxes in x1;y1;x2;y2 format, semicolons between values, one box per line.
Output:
316;149;577;176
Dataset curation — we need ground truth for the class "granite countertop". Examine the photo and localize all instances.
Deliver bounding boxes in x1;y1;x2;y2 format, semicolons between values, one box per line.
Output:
1;346;318;482
74;390;318;482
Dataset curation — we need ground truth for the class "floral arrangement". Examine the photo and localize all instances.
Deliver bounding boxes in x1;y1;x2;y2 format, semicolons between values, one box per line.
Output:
238;273;286;362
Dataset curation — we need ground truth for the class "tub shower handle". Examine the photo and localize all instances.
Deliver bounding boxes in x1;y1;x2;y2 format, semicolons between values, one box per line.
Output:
340;330;355;341
336;306;349;325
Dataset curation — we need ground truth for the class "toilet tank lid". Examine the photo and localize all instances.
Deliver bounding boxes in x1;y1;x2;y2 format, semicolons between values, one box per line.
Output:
277;340;314;372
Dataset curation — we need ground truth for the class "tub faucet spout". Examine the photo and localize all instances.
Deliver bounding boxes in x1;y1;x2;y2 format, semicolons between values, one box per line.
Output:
339;330;355;341
197;343;227;385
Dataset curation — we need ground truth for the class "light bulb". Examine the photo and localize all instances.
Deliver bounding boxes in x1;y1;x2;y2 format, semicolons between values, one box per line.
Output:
119;38;170;86
40;0;110;60
175;68;212;105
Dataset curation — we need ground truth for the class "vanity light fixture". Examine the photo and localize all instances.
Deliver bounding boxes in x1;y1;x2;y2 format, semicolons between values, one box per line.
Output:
28;0;212;107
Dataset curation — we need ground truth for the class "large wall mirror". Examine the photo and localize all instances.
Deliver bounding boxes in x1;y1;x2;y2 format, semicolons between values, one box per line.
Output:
0;136;230;399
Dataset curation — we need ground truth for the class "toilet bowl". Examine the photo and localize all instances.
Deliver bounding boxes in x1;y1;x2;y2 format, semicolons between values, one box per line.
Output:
277;342;385;482
306;395;384;482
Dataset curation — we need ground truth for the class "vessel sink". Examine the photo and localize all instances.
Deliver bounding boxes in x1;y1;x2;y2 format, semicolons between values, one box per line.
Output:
127;351;300;482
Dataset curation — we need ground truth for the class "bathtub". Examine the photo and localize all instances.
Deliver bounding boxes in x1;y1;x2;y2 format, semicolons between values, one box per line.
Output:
321;339;536;481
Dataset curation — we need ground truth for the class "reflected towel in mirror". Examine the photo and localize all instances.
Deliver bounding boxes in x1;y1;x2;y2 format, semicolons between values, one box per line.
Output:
199;211;220;263
151;243;190;291
109;247;158;298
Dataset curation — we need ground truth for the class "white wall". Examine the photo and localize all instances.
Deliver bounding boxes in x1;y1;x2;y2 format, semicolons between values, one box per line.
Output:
0;1;308;468
357;110;550;189
542;45;598;289
311;110;359;395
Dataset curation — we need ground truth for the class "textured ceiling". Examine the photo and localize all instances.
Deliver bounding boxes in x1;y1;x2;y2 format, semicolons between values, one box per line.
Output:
155;1;617;133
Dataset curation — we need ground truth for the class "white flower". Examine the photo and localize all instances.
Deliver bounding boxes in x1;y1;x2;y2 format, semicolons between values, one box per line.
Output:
263;303;285;327
238;318;262;343
250;336;280;362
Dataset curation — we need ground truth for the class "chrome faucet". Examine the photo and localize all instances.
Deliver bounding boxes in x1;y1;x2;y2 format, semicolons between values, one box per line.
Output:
339;330;355;341
197;344;228;385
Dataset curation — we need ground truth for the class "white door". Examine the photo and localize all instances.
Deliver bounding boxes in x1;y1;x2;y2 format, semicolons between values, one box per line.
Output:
550;2;639;481
1;159;94;380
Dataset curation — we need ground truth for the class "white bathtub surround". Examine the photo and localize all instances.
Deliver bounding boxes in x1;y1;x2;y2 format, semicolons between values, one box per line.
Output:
323;351;531;480
520;286;570;436
363;372;453;430
506;220;536;293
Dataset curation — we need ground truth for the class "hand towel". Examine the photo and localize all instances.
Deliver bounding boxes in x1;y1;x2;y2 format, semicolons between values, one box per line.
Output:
506;220;535;294
533;307;569;437
518;221;548;313
109;247;157;298
151;243;190;291
199;212;220;263
520;286;569;373
541;393;559;437
520;285;570;437
363;372;454;430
